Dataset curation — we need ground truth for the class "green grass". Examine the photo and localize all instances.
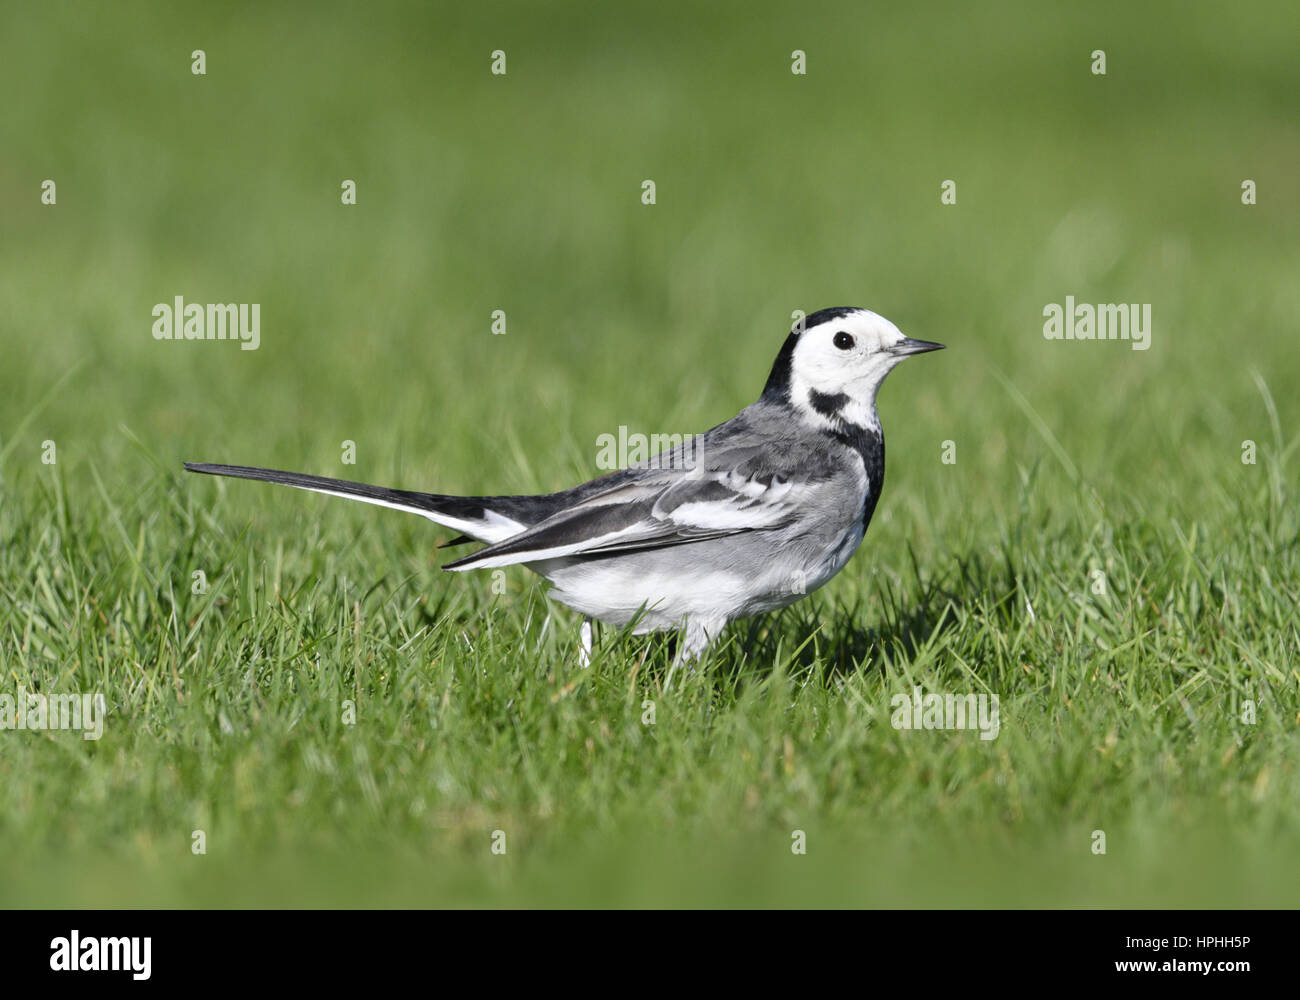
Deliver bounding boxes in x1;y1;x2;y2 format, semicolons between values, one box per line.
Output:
0;0;1297;907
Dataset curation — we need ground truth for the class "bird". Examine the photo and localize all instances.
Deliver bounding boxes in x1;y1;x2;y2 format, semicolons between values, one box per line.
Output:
185;307;943;665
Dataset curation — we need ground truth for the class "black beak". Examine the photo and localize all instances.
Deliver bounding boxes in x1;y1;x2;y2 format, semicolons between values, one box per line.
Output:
893;338;946;356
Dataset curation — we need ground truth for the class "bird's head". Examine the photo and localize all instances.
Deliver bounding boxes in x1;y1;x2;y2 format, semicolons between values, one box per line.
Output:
761;307;944;428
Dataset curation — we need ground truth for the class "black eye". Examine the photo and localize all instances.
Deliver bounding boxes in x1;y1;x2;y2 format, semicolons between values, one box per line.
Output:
833;331;855;350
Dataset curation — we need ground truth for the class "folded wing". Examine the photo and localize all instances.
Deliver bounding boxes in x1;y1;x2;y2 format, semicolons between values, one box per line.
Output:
442;459;805;571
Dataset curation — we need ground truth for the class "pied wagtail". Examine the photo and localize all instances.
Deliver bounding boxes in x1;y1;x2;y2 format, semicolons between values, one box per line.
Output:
186;307;943;664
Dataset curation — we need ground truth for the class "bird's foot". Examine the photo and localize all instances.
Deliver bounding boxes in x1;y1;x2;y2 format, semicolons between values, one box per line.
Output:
577;619;593;669
665;618;722;687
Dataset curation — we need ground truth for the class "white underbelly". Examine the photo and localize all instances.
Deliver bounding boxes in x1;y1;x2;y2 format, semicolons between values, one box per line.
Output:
532;521;866;633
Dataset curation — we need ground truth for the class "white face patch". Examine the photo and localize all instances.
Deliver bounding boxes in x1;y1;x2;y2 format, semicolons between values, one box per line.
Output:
788;308;909;428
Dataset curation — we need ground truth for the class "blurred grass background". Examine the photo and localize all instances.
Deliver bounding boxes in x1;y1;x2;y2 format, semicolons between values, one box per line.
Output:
0;0;1297;907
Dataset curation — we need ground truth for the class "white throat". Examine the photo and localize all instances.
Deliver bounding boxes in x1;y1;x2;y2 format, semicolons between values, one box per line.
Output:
788;372;881;434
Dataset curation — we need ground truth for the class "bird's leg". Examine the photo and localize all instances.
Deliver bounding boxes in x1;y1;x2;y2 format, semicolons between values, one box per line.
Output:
667;618;720;682
578;618;593;669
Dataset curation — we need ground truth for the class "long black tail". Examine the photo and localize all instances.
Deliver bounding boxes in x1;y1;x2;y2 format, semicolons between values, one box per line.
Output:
183;462;525;545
